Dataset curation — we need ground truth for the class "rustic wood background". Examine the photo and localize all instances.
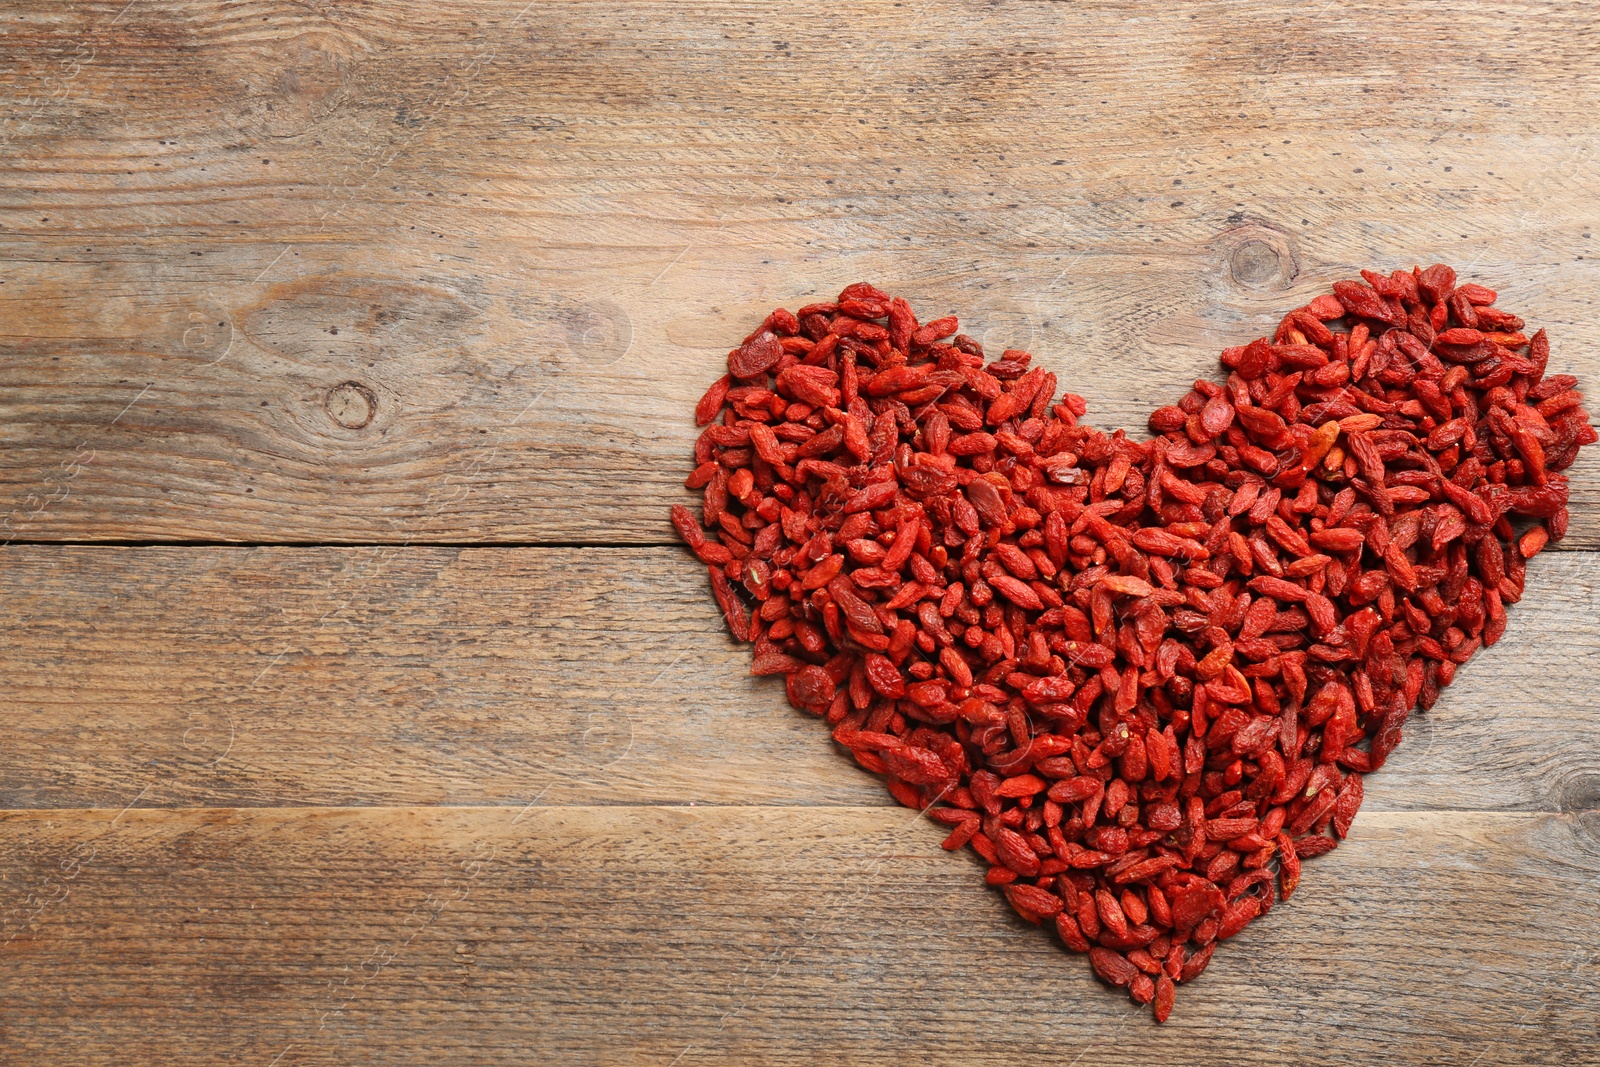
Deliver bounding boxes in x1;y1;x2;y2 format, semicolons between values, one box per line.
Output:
3;2;1599;1064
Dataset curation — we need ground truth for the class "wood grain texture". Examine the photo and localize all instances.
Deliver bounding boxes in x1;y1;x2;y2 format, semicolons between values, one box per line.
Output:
2;545;1598;816
5;2;1600;1063
1;0;1598;544
2;804;1597;1066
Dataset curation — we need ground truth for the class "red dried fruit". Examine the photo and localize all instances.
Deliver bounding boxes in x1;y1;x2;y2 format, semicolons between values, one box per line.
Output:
729;331;783;379
1153;974;1176;1022
673;274;1589;1023
1169;883;1224;929
695;374;732;426
1006;882;1064;920
1089;947;1138;988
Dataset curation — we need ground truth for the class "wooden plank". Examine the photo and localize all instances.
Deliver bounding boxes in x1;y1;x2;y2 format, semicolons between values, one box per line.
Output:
1;804;1596;1065
2;2;1598;543
2;545;1597;814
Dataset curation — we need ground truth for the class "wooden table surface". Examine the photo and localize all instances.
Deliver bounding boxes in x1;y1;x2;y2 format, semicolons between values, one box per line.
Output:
3;2;1599;1063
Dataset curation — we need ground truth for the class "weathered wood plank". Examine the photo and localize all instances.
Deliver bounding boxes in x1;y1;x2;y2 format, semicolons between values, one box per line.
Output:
1;1;1598;543
1;804;1596;1066
2;545;1597;814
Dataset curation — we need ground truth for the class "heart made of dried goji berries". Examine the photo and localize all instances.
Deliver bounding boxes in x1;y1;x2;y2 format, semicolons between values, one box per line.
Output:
672;270;1595;1022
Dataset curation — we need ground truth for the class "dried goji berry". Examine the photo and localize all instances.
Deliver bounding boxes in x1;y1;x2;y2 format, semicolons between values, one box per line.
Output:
673;273;1589;1022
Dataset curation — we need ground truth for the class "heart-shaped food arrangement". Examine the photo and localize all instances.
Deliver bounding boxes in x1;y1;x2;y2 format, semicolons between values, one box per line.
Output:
672;268;1594;1020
